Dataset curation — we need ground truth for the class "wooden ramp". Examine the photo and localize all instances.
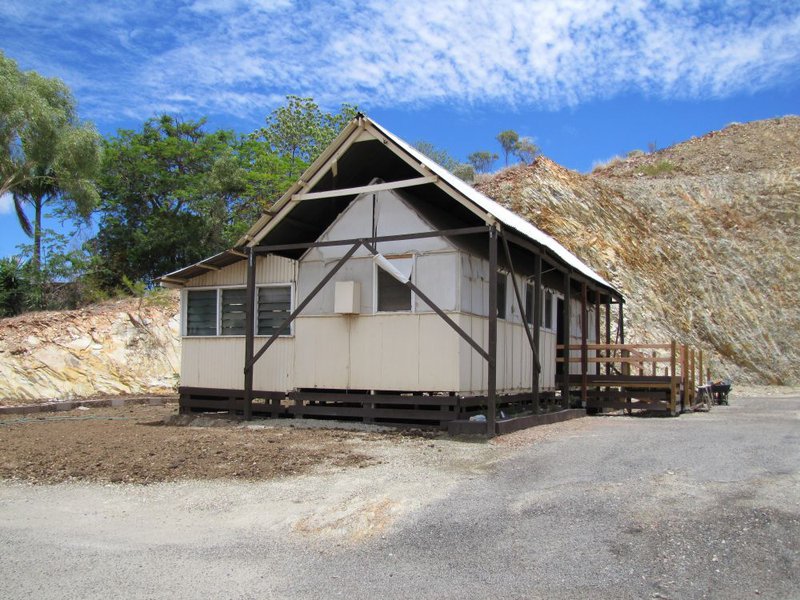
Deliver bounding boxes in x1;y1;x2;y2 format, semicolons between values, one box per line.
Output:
558;342;709;415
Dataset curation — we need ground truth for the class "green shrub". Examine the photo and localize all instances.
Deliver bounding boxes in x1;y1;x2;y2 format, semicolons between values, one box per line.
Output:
639;160;677;176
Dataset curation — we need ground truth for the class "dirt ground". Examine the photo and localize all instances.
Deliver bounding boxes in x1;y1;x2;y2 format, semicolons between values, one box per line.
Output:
0;402;383;484
1;395;797;600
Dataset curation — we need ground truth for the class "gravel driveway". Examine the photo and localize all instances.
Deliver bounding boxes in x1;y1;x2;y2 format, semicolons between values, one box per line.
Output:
1;395;798;599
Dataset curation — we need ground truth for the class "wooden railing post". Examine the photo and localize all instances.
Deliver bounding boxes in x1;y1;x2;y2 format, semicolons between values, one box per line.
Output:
670;340;677;413
622;348;630;376
698;350;704;387
581;282;588;408
681;344;689;412
562;271;571;409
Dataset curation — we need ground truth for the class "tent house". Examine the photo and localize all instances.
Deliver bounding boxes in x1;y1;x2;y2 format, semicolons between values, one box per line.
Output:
161;115;624;433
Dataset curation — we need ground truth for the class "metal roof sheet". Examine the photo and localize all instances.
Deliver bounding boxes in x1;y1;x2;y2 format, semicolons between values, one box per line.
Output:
162;115;619;296
367;118;616;292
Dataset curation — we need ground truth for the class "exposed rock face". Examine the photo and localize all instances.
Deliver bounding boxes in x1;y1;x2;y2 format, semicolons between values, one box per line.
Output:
477;117;800;385
0;294;180;403
1;117;796;402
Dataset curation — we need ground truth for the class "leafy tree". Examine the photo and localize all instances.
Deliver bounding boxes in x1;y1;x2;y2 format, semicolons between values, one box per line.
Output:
496;130;519;166
254;95;358;179
0;52;101;273
223;136;297;238
513;136;539;164
413;141;475;182
92;115;242;289
15;228;94;310
468;151;498;173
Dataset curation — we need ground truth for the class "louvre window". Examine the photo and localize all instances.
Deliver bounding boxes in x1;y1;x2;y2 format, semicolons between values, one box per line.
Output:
377;257;413;312
544;290;554;329
496;272;507;319
258;286;292;336
525;282;534;325
186;290;217;336
221;288;247;335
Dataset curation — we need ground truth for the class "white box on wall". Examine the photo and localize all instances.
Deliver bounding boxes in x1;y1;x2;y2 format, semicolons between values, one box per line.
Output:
334;281;360;314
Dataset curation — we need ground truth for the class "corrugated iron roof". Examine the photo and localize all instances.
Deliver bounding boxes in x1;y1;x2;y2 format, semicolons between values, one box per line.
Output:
161;115;620;297
158;249;245;286
367;118;617;292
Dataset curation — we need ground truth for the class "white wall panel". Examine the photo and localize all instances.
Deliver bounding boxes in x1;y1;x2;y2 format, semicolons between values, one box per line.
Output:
181;337;294;391
304;189;452;263
297;258;375;315
293;316;350;389
414;252;458;313
456;314;558;395
185;254;295;288
293;313;460;391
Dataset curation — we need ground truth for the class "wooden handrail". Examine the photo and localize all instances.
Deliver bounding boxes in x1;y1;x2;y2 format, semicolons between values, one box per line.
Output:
557;343;674;350
556;356;676;364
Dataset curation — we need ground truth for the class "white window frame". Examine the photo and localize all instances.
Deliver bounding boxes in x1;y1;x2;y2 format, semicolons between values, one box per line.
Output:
542;288;557;332
182;283;295;338
524;280;535;327
183;286;221;338
255;282;295;338
496;270;508;320
373;254;416;314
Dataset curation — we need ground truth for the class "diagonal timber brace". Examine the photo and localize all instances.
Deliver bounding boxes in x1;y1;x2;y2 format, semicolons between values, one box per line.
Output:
363;241;490;362
500;233;542;373
245;240;363;373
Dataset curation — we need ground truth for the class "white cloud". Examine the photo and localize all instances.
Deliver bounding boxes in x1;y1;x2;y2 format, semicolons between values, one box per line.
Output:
0;193;13;215
3;0;800;120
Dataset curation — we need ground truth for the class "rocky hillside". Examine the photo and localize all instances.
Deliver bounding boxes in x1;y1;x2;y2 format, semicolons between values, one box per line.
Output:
477;116;800;384
0;294;180;403
0;117;795;403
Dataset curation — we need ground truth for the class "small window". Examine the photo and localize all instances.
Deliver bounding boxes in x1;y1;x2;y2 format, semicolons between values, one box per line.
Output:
544;290;554;329
525;282;534;325
221;288;247;335
258;286;292;336
496;272;507;319
377;257;413;312
186;290;217;336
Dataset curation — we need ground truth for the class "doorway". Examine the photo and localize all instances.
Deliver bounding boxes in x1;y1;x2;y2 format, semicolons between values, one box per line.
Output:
555;297;565;376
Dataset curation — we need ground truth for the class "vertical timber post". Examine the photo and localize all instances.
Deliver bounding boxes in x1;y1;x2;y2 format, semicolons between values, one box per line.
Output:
670;339;677;412
605;300;611;376
699;350;704;387
562;271;571;409
243;248;256;420
681;344;689;412
594;290;601;376
581;282;588;408
488;226;498;436
533;254;542;413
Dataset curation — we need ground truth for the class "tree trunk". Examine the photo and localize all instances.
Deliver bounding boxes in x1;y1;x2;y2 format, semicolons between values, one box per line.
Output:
32;194;43;274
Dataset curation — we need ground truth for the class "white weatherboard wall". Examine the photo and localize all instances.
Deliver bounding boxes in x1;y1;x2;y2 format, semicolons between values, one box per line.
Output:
568;298;597;376
293;188;463;391
178;189;595;395
293;313;460;391
297;188;456;316
180;254;297;391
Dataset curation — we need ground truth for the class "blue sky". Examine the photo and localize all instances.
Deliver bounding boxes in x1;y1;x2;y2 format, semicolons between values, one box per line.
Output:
1;0;799;260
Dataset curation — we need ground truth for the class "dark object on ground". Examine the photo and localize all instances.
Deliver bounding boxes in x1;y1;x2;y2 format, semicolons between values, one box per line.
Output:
711;381;732;405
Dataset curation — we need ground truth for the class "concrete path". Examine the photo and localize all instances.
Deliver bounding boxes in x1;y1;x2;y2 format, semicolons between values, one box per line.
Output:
1;396;798;599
